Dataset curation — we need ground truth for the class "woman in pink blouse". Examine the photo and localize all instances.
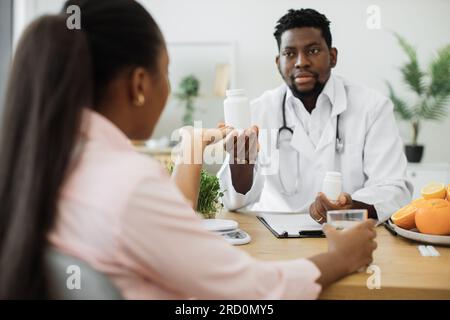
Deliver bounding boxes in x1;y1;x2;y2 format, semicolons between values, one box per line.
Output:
0;0;376;299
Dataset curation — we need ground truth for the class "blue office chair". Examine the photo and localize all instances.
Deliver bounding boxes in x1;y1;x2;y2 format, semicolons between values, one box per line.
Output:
45;247;122;300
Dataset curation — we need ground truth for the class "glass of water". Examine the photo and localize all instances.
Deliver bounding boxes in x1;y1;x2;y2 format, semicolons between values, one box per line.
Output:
326;209;368;230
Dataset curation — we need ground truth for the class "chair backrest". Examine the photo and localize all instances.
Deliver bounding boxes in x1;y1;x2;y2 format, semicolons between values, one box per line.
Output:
45;247;122;300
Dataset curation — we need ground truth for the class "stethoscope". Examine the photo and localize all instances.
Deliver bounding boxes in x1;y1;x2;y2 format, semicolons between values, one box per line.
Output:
276;90;344;196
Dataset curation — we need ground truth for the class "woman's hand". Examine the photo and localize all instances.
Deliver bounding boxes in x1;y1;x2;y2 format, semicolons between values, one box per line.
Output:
176;124;232;165
171;123;232;210
202;123;234;149
323;220;377;274
307;219;377;289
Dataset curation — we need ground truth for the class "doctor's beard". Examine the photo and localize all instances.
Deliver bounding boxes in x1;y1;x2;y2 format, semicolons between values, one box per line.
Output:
288;79;326;101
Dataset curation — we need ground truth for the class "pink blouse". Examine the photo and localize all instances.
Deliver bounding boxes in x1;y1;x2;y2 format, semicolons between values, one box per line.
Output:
48;109;322;299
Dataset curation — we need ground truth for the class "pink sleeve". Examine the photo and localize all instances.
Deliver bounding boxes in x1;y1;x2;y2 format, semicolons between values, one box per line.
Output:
118;173;322;300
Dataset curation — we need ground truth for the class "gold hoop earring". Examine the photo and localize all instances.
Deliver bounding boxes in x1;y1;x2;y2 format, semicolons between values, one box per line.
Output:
135;94;145;107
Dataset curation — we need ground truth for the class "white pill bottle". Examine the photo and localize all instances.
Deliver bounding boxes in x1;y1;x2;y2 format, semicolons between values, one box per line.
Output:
322;171;342;201
223;89;251;129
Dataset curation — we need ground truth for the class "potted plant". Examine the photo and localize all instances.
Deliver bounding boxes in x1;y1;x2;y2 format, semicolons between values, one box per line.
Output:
175;74;200;126
386;33;450;163
197;170;225;219
166;164;225;219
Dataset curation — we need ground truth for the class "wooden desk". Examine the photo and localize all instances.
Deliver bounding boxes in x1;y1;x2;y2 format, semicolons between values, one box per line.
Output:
134;146;173;169
218;211;450;299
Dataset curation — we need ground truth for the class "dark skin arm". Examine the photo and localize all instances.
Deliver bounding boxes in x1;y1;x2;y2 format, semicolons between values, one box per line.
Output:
223;126;259;195
310;192;377;224
230;164;255;194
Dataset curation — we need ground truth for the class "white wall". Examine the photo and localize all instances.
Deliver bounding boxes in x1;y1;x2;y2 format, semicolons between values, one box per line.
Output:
12;0;450;162
0;0;13;115
13;0;64;47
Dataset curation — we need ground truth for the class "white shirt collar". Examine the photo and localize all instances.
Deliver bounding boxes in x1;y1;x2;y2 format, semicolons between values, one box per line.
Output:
80;108;134;151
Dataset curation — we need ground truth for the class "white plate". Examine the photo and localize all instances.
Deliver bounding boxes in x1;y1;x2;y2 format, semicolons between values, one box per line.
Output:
201;219;238;232
388;220;450;246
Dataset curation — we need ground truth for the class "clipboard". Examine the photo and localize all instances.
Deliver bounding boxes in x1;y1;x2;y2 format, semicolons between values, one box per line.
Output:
257;212;325;238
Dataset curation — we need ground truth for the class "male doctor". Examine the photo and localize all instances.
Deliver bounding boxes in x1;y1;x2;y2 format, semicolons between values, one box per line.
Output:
218;8;412;223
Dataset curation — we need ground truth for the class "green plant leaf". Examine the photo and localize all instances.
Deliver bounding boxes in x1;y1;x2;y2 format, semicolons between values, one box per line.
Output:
417;95;450;121
400;62;425;96
166;164;225;217
386;33;450;144
428;44;450;97
386;81;414;120
393;33;425;95
175;75;200;126
393;32;416;61
174;92;188;100
197;170;225;216
177;75;200;98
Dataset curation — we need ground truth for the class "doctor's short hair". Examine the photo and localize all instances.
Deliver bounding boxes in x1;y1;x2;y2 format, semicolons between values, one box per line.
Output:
274;8;332;50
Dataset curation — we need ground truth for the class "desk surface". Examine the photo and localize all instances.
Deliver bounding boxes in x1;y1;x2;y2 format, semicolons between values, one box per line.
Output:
218;211;450;300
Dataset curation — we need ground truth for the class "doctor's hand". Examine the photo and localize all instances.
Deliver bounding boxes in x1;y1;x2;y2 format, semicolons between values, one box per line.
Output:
222;124;260;165
309;192;353;224
222;124;260;195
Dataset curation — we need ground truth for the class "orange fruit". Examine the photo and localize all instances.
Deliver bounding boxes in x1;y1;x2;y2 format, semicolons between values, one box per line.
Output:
411;197;428;208
421;182;446;200
415;199;450;235
392;204;417;230
447;184;450;202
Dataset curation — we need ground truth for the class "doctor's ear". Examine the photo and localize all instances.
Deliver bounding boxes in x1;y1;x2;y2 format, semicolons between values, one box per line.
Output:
329;48;338;68
275;55;281;73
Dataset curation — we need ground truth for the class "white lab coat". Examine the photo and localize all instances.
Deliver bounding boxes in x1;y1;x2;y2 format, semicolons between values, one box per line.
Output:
217;74;413;223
